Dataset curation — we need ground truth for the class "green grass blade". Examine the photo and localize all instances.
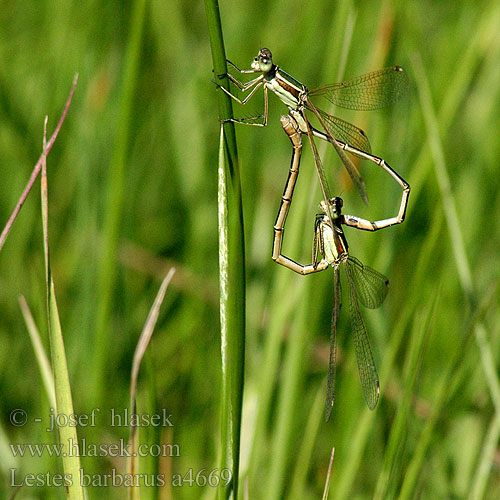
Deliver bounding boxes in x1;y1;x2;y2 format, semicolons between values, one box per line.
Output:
411;52;472;294
322;447;336;500
205;0;247;487
128;268;175;500
468;413;500;499
41;119;84;500
18;295;56;409
288;384;325;499
92;0;147;404
204;0;238;156
217;123;232;499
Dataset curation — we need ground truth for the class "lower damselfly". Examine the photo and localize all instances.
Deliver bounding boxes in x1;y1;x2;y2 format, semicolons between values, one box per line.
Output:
273;114;409;418
215;48;409;205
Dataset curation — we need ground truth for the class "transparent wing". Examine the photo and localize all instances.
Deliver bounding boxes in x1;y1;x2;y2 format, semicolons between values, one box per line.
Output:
347;256;389;309
325;267;341;422
344;260;380;410
313;107;372;154
307;101;368;205
313;215;323;268
303;119;334;221
309;66;409;111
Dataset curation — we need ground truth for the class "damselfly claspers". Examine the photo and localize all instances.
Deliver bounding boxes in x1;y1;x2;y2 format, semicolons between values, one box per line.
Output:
215;48;409;204
273;114;409;418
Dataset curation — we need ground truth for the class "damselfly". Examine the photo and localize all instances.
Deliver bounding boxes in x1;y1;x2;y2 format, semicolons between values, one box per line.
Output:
274;114;409;418
215;48;409;204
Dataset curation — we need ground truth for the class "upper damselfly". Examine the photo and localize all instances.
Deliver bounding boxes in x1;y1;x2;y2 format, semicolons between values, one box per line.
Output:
215;48;409;205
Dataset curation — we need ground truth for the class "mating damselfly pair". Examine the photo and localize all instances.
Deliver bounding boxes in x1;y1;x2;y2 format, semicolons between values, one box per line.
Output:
215;48;410;419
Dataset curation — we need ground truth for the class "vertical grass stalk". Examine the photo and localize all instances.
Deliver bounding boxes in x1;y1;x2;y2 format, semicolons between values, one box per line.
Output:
205;1;246;498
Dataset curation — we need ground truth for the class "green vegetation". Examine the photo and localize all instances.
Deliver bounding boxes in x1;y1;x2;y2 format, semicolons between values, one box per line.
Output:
0;0;499;498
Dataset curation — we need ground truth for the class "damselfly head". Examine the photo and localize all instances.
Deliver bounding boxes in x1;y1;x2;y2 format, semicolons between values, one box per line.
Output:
320;197;343;217
251;48;273;72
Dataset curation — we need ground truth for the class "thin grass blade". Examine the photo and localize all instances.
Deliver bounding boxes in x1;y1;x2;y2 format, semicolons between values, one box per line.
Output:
128;268;176;500
288;385;325;499
41;119;84;500
0;74;78;253
18;295;56;409
322;447;336;500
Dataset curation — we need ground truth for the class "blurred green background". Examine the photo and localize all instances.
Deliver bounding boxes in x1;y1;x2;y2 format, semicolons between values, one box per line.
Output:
1;0;499;498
